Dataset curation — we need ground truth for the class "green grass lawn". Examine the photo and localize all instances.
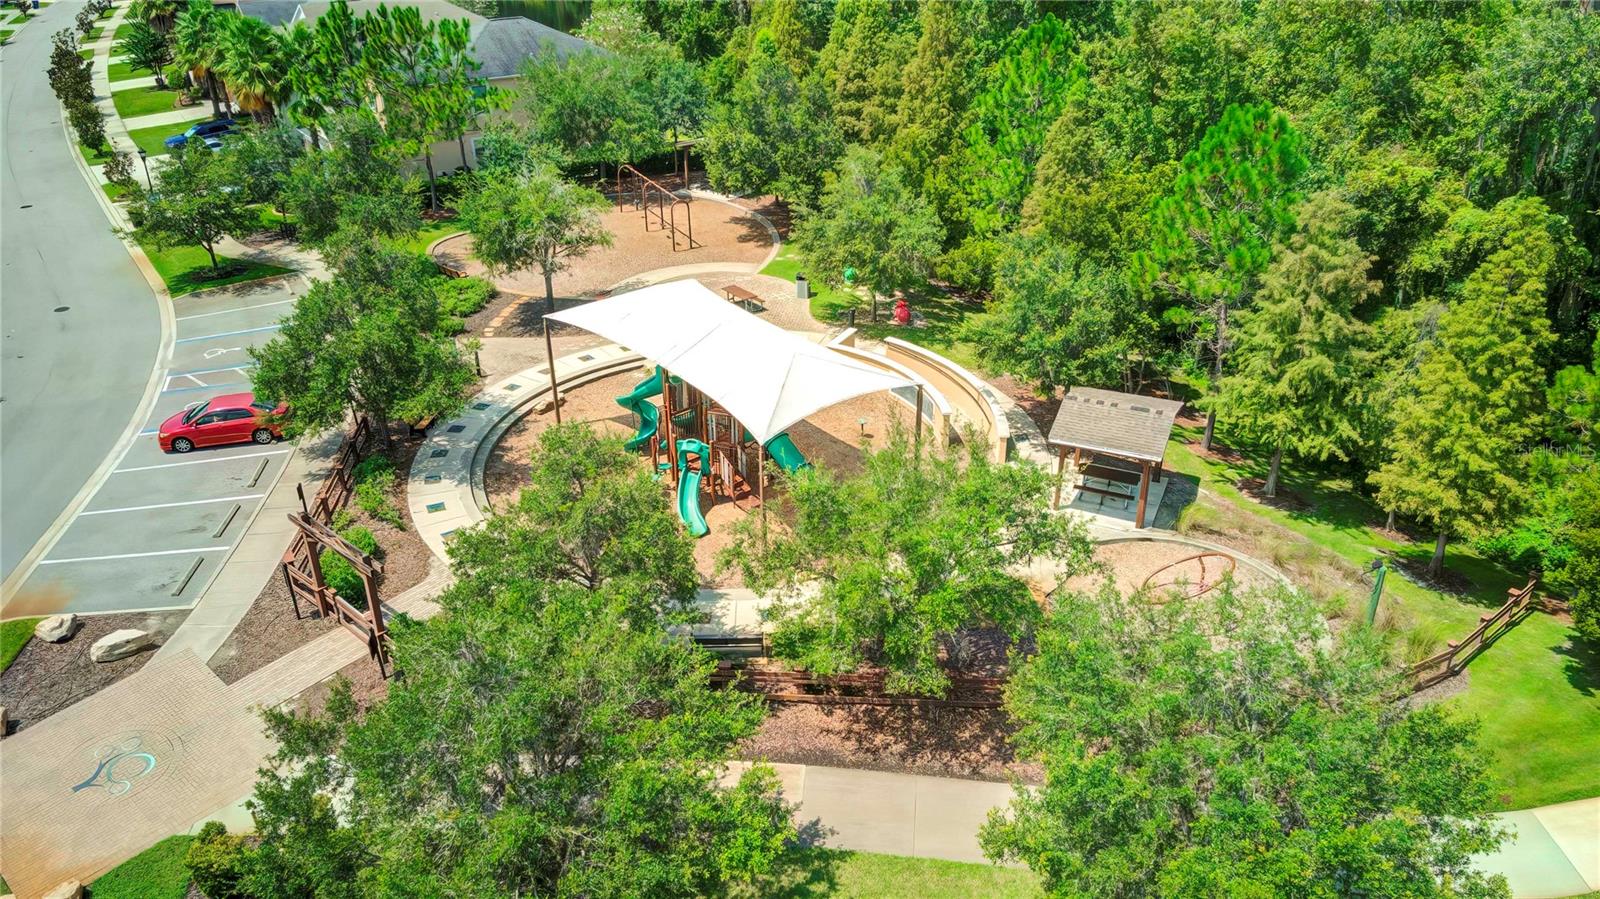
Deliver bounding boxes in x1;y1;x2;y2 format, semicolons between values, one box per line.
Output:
1162;431;1600;809
80;137;116;166
141;242;293;297
125;120;183;157
111;20;138;41
404;213;463;255
745;849;1042;898
78;46;94;59
88;834;193;899
761;244;986;371
108;60;183;83
104;180;132;201
1;617;40;674
112;85;182;119
83;25;104;41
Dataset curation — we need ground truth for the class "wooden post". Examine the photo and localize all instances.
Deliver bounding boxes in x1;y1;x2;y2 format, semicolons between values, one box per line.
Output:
1053;445;1067;509
544;317;562;425
661;366;677;476
758;441;767;548
1135;460;1151;529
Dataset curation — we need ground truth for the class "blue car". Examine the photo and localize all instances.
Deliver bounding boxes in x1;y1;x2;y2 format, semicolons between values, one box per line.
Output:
164;118;235;150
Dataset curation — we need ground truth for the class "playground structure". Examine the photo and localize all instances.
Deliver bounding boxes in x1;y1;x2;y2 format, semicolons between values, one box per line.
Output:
551;280;917;539
615;163;700;252
1139;551;1239;600
612;364;815;538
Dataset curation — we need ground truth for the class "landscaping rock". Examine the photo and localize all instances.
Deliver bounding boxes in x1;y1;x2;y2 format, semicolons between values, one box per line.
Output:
89;629;156;663
34;613;79;643
0;704;7;739
42;881;82;899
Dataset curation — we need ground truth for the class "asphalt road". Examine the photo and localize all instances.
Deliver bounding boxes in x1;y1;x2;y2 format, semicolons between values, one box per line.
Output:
1;4;162;585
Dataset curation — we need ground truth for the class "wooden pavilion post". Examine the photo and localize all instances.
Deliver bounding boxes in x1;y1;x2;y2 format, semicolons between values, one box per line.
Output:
544;317;562;425
1135;460;1151;529
1053;445;1068;509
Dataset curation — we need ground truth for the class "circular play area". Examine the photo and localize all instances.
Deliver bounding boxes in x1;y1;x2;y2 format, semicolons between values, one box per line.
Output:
484;364;919;584
1060;538;1277;598
432;197;777;299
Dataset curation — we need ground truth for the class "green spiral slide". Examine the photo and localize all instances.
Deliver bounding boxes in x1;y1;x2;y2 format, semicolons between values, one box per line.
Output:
675;438;710;538
764;431;811;474
616;368;664;452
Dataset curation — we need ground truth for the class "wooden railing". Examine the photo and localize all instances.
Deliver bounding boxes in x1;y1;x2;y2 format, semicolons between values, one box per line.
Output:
280;418;393;673
709;661;1004;709
1404;578;1540;692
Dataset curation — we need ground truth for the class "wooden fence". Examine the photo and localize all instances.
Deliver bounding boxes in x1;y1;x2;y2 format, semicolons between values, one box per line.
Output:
280;418;393;673
709;661;1004;709
1404;578;1540;692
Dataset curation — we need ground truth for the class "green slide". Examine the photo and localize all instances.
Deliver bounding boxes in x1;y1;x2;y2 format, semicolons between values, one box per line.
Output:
616;368;663;452
764;432;811;474
675;438;710;538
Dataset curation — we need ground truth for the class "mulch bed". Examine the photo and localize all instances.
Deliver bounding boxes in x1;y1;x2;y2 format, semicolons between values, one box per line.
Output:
1235;476;1312;512
0;609;189;733
740;704;1040;784
1388;554;1477;597
209;440;434;685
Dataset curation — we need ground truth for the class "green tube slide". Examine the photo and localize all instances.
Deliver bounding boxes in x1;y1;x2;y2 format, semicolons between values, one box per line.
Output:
764;432;811;474
616;368;664;452
675;438;710;538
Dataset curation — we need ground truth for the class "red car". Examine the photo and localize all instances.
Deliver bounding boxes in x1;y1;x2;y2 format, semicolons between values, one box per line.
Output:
158;393;287;453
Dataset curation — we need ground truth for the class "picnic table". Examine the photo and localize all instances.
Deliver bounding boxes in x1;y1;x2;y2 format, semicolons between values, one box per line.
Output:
723;284;763;312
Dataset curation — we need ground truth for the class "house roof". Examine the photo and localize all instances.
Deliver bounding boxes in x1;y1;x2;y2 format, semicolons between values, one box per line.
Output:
231;0;305;27
470;16;595;80
546;280;916;446
1046;387;1184;464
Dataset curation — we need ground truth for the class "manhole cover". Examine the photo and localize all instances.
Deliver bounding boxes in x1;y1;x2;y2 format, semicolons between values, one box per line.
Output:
53;306;70;312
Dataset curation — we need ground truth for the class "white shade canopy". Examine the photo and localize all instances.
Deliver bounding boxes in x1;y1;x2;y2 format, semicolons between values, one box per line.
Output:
546;280;915;445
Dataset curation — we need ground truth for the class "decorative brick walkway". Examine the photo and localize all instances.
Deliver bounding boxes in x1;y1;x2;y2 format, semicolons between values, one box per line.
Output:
0;564;450;896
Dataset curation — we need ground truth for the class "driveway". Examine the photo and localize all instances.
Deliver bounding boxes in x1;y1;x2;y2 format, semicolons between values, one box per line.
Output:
5;278;302;616
1;3;162;585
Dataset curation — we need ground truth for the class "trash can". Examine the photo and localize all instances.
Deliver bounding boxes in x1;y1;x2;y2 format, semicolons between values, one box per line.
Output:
795;274;810;300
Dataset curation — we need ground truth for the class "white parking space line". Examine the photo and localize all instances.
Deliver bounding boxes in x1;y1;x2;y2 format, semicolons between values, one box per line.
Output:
160;380;249;395
41;546;231;565
80;494;266;516
174;324;281;344
176;299;294;321
115;449;290;474
167;364;255;379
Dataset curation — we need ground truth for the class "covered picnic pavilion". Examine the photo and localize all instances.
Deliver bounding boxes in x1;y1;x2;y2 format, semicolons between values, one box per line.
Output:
544;279;918;525
1046;387;1183;529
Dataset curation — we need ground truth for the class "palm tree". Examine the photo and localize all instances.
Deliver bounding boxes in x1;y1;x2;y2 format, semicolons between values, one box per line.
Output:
129;0;179;34
172;0;228;118
216;15;288;123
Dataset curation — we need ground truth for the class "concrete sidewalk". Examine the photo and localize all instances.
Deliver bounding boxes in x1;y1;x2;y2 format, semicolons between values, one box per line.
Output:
1478;798;1600;898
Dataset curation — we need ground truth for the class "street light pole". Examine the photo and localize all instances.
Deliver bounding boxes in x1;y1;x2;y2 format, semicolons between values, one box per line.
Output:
137;147;151;190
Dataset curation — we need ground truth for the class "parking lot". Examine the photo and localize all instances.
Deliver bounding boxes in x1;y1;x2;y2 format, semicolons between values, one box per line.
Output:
7;277;303;617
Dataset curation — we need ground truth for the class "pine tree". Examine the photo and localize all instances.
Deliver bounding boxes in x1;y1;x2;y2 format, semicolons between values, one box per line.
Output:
1136;102;1308;449
1209;193;1378;496
812;0;916;147
887;0;982;244
1370;197;1558;577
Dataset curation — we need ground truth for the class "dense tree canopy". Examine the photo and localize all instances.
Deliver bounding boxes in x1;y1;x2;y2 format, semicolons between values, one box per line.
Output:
982;583;1509;898
721;429;1094;696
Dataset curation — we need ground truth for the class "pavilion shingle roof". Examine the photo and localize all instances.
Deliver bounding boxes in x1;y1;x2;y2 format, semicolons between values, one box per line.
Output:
1046;387;1184;464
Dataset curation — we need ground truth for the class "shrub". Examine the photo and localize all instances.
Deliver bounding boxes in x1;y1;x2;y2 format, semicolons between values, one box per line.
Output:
68;99;106;153
103;150;137;190
185;821;248;899
330;508;356;532
321;525;379;607
435;275;496;319
352;455;404;528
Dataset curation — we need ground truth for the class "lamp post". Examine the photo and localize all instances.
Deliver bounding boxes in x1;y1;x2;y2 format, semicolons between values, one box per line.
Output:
136;147;151;190
1365;558;1387;626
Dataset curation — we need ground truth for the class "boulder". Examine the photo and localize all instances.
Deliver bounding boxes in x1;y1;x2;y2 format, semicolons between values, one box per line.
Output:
42;881;83;899
34;613;79;643
90;629;156;663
